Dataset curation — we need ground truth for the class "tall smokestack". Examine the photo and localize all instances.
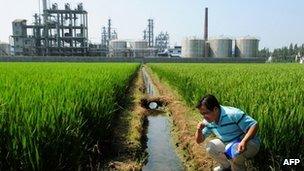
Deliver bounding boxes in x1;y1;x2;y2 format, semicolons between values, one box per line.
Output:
204;7;209;57
204;7;208;41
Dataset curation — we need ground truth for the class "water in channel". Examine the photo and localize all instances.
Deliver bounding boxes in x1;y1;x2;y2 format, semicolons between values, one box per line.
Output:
141;67;184;171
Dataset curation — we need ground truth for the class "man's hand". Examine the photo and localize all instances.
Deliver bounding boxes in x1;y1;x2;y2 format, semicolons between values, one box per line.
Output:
237;124;259;153
195;122;205;144
237;140;247;153
197;122;205;131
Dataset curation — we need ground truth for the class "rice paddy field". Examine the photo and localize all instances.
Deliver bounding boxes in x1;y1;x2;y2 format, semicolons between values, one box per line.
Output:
1;62;303;169
148;63;304;166
0;63;139;169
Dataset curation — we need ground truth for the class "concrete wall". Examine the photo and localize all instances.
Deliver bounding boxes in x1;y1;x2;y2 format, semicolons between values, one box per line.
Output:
0;56;266;63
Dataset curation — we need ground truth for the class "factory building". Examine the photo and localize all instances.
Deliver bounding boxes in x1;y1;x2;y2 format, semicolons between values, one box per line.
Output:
12;0;88;56
9;1;260;59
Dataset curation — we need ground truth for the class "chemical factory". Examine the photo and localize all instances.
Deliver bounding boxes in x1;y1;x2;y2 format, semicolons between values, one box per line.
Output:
181;8;259;58
3;0;261;58
181;36;259;58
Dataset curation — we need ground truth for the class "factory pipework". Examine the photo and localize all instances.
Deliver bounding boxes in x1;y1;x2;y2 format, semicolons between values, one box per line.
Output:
42;0;48;24
42;0;47;11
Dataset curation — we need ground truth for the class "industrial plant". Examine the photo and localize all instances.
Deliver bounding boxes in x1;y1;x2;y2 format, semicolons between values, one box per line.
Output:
181;36;259;58
4;1;261;59
12;1;88;56
181;8;259;58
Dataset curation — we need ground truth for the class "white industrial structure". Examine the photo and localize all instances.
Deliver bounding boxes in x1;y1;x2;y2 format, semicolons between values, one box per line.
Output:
101;18;118;56
8;2;264;59
109;40;128;57
180;7;261;59
208;37;233;58
0;42;11;56
12;1;89;56
131;40;149;57
235;37;259;57
107;40;157;58
155;32;170;53
143;19;154;48
181;38;205;58
300;57;304;64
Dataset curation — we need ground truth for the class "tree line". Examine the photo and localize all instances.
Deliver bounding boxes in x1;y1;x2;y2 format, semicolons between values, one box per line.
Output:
259;43;304;62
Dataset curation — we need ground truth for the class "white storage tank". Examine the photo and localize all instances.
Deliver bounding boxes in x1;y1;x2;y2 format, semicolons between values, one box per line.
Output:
132;40;148;49
235;37;259;57
131;40;149;57
0;42;11;56
109;40;128;57
208;37;232;58
181;37;205;58
110;40;127;49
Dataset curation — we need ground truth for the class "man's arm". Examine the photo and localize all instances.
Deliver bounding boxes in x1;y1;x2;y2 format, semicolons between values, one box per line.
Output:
242;123;258;143
238;123;259;152
195;122;205;144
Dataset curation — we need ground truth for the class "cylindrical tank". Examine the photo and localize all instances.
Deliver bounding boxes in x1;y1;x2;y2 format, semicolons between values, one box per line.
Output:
131;40;148;58
110;40;127;50
132;40;148;49
0;42;11;56
208;38;232;58
109;40;127;57
235;37;259;57
181;38;205;58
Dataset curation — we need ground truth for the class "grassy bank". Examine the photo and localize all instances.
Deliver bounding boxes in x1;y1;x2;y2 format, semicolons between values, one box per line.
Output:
148;63;304;169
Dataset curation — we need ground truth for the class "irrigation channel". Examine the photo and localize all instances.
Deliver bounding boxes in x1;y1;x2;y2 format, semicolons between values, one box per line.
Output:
141;67;184;171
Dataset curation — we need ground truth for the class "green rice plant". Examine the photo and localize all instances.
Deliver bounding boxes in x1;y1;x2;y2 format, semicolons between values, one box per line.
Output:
0;62;139;169
149;63;304;166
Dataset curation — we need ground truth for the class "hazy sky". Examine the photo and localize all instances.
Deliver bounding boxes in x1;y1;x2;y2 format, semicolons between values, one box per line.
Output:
1;0;304;50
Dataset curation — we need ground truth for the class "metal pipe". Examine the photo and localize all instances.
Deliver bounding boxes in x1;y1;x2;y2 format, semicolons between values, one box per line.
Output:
42;0;47;11
108;18;111;46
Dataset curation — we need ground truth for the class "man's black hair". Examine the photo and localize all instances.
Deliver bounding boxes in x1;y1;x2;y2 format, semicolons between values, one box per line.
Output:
196;94;220;110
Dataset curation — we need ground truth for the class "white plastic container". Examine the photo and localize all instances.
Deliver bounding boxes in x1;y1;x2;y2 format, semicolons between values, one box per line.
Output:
225;140;241;159
148;102;158;109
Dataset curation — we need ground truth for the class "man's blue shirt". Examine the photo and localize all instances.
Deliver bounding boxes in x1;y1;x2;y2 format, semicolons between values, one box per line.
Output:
202;105;260;145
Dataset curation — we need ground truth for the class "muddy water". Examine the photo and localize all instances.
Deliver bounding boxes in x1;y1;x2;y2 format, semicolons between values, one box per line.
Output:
143;115;183;171
141;67;184;171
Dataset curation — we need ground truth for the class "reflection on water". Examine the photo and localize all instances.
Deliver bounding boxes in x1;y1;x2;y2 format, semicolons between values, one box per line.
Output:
142;115;184;171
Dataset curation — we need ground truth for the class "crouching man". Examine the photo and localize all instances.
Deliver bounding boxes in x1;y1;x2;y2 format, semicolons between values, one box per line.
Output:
195;94;260;171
